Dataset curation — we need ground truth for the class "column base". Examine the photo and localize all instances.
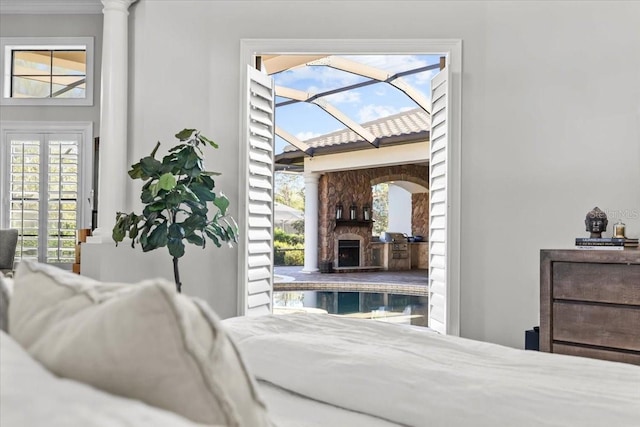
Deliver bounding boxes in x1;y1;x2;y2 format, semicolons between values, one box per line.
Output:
301;267;320;273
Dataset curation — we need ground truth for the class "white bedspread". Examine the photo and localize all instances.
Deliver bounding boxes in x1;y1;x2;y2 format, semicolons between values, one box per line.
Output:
224;313;640;427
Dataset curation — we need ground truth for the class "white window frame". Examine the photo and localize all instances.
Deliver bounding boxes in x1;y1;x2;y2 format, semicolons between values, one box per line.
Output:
0;121;94;238
238;39;462;335
0;37;94;107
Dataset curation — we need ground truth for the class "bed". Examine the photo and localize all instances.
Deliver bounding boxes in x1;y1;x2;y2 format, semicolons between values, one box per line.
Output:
2;261;639;427
223;313;640;427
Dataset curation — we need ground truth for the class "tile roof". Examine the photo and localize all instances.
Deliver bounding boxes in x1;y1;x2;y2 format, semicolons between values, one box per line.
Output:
283;107;430;153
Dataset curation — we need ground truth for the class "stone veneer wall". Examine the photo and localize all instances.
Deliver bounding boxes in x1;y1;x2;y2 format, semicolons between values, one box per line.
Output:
411;192;429;238
318;164;428;267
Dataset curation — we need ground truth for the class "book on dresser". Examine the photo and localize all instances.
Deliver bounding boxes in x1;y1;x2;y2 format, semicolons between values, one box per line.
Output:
575;237;625;250
539;249;640;365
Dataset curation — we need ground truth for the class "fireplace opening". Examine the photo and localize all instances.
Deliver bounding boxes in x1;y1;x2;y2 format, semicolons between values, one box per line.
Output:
338;240;360;267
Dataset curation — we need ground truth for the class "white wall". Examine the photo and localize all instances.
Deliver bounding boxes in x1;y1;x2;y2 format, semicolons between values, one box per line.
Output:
116;0;640;347
388;184;412;235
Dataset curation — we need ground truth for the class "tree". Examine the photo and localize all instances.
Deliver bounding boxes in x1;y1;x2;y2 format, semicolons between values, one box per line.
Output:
112;129;238;293
372;183;389;235
274;171;305;211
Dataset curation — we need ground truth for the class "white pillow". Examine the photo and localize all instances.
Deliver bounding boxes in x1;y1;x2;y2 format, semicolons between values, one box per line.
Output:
1;330;213;427
9;261;271;427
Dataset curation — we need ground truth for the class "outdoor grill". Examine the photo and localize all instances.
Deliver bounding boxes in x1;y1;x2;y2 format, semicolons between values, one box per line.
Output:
379;232;407;243
379;232;409;260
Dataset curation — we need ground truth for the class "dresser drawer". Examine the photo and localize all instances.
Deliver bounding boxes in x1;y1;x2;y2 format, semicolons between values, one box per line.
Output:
552;262;640;305
553;301;640;351
551;343;640;365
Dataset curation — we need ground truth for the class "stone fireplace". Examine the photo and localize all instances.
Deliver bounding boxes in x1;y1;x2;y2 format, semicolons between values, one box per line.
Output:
318;164;429;269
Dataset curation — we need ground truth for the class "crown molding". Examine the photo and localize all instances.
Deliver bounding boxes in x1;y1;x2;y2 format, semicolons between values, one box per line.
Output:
0;0;103;14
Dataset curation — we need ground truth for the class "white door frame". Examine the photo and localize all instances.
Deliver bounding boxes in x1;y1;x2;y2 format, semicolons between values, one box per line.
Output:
0;121;94;230
238;39;462;335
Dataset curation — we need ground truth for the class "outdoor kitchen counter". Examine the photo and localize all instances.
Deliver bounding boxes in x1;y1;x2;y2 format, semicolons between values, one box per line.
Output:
371;241;428;270
410;242;429;269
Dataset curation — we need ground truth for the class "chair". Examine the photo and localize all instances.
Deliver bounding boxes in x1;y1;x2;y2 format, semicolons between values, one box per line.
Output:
0;229;19;277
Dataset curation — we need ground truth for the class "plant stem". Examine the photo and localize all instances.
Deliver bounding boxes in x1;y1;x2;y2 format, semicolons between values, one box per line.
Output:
167;208;182;293
172;256;182;293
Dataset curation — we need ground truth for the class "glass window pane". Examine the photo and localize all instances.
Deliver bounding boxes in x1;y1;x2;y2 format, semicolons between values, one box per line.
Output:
13;51;51;75
52;51;86;76
12;76;51;98
51;76;86;99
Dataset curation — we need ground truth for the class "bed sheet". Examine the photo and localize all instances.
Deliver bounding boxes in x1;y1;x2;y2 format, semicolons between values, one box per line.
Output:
258;380;401;427
224;313;640;427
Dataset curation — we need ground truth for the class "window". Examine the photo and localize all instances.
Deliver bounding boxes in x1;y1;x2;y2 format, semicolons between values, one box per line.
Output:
1;37;94;106
1;123;93;268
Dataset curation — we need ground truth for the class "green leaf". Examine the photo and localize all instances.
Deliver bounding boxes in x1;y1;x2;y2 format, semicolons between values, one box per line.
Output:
140;156;162;176
186;234;204;246
139;228;149;248
166;191;183;209
187;163;202;178
175;129;196;141
168;238;185;258
146;223;168;250
141;188;155;203
213;194;230;215
148;200;166;212
168;223;185;239
158;173;177;191
184;150;199;169
190;183;216;201
199;134;218;148
200;175;215;190
168;143;187;153
112;212;129;242
205;228;221;247
150;182;160;198
128;163;145;180
182;215;205;237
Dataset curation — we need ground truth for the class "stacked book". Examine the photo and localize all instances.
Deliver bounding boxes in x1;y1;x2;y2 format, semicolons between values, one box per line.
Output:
575;237;639;250
575;237;625;250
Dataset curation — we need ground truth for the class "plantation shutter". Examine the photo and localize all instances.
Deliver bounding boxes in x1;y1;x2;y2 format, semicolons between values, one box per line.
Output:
241;65;275;316
428;67;450;334
4;133;80;266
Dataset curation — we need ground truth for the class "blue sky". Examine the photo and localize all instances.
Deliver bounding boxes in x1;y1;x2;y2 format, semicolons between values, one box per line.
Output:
272;54;441;154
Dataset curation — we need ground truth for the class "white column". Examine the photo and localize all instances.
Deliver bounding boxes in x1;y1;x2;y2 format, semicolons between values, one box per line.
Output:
302;172;320;273
89;0;136;242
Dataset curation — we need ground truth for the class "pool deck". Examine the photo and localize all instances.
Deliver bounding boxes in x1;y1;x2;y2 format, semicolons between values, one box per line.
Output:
274;266;429;297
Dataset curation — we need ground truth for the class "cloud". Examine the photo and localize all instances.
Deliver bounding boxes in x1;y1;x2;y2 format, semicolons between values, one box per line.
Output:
275;65;363;93
409;69;437;86
357;105;400;122
295;131;322;141
324;91;361;104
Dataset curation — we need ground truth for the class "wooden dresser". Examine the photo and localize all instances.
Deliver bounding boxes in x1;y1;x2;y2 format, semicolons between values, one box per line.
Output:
540;249;640;365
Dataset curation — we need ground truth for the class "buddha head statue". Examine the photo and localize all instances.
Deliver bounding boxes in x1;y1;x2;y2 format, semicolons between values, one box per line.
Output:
585;207;608;238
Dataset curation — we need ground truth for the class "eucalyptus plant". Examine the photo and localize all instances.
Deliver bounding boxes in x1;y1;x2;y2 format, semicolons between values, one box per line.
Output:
112;129;238;293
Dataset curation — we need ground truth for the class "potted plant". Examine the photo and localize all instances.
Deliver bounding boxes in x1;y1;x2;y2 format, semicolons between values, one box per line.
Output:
112;129;238;293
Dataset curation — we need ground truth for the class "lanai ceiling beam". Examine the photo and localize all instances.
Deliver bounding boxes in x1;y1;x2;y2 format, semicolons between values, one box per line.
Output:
275;126;315;156
275;85;379;148
306;56;433;113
